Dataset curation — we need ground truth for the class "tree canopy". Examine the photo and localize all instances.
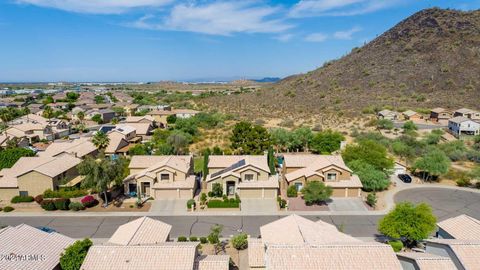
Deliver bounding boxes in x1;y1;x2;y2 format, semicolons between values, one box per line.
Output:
310;130;344;154
414;147;450;181
347;160;390;191
378;202;436;246
301;181;333;205
343;139;394;172
60;238;93;270
0;147;36;170
230;121;271;154
92;131;110;149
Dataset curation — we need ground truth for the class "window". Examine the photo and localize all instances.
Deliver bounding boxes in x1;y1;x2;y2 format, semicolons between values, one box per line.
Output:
160;174;169;181
244;174;254;181
295;183;303;191
19;191;28;197
327;173;337;181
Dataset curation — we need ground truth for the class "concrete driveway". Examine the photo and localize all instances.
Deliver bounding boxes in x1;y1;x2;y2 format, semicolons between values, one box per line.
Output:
328;198;368;212
150;199;188;215
241;198;277;214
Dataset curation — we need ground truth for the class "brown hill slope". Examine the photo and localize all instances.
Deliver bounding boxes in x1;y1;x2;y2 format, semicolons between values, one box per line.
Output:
201;8;480;121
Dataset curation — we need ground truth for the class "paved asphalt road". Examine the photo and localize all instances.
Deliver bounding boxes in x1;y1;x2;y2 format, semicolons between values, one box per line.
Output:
0;188;478;239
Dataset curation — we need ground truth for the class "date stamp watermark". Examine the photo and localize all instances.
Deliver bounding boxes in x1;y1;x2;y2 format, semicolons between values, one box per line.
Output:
0;253;46;262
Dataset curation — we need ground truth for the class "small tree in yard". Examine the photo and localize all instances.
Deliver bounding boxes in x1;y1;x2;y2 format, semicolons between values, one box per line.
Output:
202;148;210;181
367;193;377;208
378;202;436;247
414;147;450;182
231;233;248;250
60;238;93;270
212;183;223;197
287;185;298;197
267;146;276;175
302;181;332;205
208;224;223;254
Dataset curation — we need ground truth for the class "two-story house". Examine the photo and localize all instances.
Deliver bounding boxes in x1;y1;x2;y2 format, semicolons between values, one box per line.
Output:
448;116;480;138
104;125;139;155
205;155;279;198
124;155;196;199
453;108;480;121
282;154;363;197
430;107;453;123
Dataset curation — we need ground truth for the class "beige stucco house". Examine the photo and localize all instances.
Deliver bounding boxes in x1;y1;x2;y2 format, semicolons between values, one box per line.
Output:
282;154;363;197
39;137;98;158
0;154;82;201
124;155;197;199
205;155;279;199
104;125;140;155
248;215;401;269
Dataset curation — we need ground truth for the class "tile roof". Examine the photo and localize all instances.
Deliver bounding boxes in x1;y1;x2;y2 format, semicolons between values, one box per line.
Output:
108;217;172;246
449;116;474;124
427;239;480;269
397;252;456;270
437;214;480;240
207;155;270;178
152;175;196;189
147;109;175;115
117;123;152;136
0;224;74;270
455;108;475;114
248;238;266;268
129;155;192;173
193;255;229;270
105;132;129;154
378;109;396;115
237;176;279;189
265;243;402;270
0;155;81;188
431;107;446;113
39;137;97;158
81;244;198;270
125;115;155;123
283;154;350;170
260;215;359;246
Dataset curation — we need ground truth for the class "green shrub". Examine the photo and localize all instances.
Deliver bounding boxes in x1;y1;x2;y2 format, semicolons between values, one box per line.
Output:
231;233;248;250
212;183;223;197
200;237;208;244
187;199;196;209
189;236;198;242
60;239;93;270
43;188;88;199
456;178;471;187
69;202;85;211
3;206;14;212
41;200;56;211
54;198;71;210
389;240;404;252
278;198;287;209
367;193;377;207
207;199;239;208
287;185;298;197
11;195;34;203
200;193;207;205
178;236;188;242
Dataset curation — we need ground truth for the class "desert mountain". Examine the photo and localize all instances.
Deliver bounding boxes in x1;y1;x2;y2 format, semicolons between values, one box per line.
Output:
201;8;480;121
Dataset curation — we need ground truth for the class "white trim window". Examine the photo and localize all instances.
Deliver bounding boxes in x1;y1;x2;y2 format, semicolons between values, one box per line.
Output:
244;174;254;181
327;173;337;181
160;173;170;181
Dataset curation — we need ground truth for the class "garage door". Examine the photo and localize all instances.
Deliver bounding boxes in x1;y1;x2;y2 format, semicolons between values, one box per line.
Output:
179;189;193;199
347;188;360;197
263;189;277;198
239;189;263;198
332;188;346;197
154;189;178;199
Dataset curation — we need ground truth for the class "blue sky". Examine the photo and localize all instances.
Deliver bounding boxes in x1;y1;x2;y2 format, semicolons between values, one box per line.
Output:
1;0;479;82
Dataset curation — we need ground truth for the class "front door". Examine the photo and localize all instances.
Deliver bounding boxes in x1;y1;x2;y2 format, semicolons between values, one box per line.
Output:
141;182;151;197
226;181;235;196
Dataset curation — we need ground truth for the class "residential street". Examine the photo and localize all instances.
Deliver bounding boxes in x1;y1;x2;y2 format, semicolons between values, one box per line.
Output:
1;188;478;240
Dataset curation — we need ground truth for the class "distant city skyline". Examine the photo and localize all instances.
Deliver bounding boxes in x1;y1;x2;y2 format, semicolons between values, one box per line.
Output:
0;0;479;82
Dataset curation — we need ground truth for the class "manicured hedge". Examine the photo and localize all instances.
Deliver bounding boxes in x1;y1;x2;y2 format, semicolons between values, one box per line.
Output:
389;240;404;252
69;202;85;211
43;188;88;199
54;198;71;210
41;200;56;211
11;195;34;203
207;199;239;208
3;206;14;212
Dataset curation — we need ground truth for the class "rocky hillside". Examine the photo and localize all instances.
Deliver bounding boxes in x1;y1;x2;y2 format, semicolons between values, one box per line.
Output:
201;8;480;121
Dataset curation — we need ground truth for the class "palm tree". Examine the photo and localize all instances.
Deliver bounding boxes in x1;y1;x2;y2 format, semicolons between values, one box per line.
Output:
42;106;54;119
92;131;110;149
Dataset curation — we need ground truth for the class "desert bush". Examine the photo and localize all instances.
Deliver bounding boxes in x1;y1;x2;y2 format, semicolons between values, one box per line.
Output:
389;240;404;252
54;198;71;210
41;200;56;211
189;236;198;242
287;185;298;197
10;195;34;203
43;188;88;199
187;199;196;209
231;233;248;250
69;202;85;211
81;195;98;208
367;193;377;207
200;237;208;244
177;236;188;242
3;206;14;212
